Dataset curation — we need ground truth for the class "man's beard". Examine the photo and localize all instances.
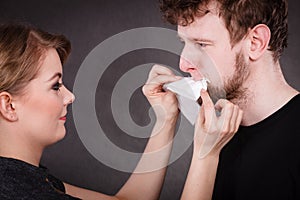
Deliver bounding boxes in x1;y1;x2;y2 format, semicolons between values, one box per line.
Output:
207;52;250;104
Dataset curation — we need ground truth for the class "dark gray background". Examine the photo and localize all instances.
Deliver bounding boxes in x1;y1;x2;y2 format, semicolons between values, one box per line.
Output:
0;0;299;199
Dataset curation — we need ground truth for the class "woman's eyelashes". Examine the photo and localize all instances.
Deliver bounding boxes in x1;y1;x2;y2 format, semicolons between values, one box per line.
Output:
52;82;63;91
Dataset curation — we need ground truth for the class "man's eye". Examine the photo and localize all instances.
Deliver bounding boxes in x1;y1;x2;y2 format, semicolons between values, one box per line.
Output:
196;43;208;48
52;82;63;91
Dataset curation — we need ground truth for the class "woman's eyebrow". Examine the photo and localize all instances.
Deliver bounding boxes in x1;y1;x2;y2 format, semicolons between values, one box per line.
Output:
47;72;62;82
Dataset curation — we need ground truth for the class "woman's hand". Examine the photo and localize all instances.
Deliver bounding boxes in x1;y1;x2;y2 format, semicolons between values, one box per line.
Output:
142;64;181;121
114;65;182;200
194;90;243;158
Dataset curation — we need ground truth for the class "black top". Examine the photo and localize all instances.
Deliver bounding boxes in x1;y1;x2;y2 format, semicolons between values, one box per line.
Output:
213;94;300;200
0;157;80;200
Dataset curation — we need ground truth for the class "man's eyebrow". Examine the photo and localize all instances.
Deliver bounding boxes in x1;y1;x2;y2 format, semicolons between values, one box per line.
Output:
193;38;213;43
47;72;62;82
177;34;213;43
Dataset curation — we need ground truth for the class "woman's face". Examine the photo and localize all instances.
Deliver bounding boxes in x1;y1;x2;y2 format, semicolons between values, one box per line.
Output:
14;48;75;148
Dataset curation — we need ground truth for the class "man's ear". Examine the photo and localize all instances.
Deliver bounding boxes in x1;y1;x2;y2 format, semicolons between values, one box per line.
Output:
247;24;271;61
0;92;18;121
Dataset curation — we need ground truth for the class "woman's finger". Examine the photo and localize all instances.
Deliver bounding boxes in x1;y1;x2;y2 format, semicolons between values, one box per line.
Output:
229;105;239;133
146;64;176;83
149;74;181;85
215;99;234;135
234;109;243;133
200;90;217;128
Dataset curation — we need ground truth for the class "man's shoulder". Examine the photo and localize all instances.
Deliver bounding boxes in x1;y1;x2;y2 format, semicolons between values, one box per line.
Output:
277;93;300;120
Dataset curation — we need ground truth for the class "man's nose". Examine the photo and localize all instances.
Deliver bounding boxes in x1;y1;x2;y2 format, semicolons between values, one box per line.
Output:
179;56;196;73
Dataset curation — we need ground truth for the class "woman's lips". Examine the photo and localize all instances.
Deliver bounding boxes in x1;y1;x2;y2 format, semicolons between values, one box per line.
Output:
59;116;66;121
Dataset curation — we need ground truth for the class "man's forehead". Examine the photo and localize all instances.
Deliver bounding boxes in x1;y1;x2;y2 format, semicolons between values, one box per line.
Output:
177;13;220;37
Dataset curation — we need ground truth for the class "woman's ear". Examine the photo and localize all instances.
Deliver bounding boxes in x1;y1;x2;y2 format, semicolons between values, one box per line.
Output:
248;24;271;61
0;92;18;121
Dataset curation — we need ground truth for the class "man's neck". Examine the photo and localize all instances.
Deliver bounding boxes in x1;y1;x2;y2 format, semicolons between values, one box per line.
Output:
236;61;299;126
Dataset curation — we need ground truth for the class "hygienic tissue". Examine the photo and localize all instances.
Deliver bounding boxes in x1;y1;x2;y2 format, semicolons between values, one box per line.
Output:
163;77;209;125
164;77;220;159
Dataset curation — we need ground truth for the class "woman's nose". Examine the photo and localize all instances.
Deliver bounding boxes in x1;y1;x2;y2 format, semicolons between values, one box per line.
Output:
63;86;75;105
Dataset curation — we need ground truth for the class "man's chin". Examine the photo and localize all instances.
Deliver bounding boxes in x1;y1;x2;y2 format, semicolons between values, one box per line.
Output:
207;85;227;103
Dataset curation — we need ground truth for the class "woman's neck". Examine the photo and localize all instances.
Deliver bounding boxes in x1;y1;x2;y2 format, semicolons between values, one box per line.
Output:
0;128;43;167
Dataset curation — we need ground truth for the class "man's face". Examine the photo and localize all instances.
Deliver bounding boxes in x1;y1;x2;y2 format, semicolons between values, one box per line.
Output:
177;8;249;103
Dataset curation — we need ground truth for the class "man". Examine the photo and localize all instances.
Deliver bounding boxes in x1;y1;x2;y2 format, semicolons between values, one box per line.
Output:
143;0;300;199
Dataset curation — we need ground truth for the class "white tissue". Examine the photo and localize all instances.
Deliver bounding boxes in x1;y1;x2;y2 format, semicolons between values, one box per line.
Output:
163;77;209;125
163;77;219;159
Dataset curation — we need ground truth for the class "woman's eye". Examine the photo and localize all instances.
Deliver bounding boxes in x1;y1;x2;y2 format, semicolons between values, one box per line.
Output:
52;82;63;91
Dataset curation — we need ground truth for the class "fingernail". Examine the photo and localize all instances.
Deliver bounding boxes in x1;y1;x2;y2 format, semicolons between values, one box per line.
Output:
175;76;182;79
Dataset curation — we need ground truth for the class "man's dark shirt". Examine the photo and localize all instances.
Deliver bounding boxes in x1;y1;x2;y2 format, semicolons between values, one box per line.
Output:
213;94;300;200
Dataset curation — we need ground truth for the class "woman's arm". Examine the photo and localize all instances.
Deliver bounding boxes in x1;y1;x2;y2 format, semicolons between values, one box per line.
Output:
181;90;243;200
64;116;177;200
181;154;219;200
64;65;180;200
116;65;180;200
64;183;118;200
115;116;177;200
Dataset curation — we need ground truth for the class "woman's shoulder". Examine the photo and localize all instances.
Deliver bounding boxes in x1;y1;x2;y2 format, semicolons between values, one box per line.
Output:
0;157;80;200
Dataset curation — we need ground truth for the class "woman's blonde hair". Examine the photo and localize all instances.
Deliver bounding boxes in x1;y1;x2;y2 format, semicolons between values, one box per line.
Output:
0;23;71;95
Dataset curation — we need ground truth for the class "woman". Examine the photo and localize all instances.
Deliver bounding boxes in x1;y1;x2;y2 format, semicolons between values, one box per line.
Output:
0;23;242;200
0;23;180;200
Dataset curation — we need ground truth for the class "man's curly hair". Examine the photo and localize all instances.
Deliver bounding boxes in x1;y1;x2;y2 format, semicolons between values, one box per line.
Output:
159;0;288;61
